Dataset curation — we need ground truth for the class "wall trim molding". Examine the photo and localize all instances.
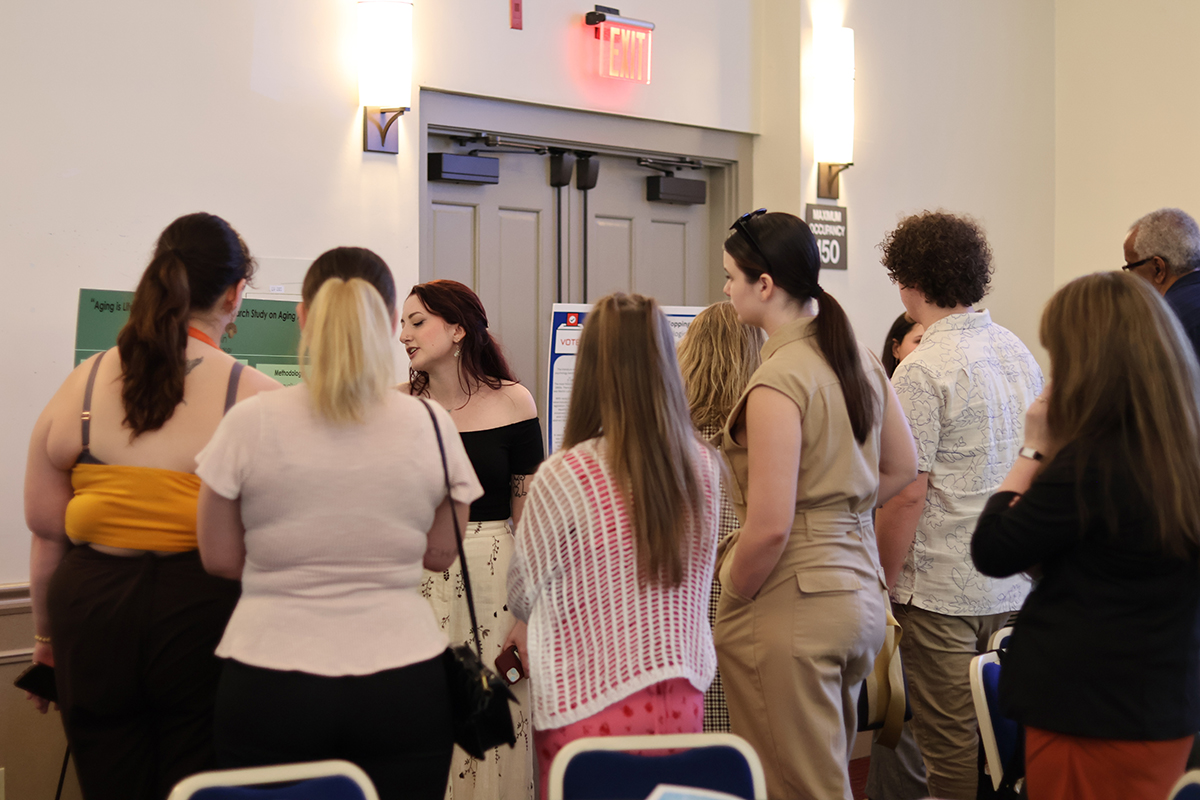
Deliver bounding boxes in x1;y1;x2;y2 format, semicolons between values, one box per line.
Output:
0;647;34;666
0;583;32;616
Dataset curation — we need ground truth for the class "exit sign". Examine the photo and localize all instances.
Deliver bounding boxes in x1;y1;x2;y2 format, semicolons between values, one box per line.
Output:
586;7;654;84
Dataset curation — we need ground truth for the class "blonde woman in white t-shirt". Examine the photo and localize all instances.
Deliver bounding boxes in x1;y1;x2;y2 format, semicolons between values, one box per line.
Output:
507;293;722;799
196;250;482;800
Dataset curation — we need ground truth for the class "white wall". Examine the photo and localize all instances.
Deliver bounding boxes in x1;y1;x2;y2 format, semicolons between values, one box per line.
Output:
754;0;1057;367
0;0;1118;584
1055;0;1200;285
0;0;755;583
417;0;753;133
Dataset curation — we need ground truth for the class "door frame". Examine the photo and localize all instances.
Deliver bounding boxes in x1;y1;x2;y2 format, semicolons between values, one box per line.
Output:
418;89;754;304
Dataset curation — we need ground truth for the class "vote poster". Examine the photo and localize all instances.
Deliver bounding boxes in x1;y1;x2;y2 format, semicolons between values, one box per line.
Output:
546;302;707;453
75;289;304;385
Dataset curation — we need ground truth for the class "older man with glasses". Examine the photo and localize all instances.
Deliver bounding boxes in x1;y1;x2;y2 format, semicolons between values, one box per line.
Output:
1123;208;1200;357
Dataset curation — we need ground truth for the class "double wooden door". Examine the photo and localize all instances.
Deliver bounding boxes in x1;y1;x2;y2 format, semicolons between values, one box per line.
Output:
423;132;718;416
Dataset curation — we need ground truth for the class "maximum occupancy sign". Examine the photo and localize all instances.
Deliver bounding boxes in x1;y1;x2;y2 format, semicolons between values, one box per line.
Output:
806;204;848;270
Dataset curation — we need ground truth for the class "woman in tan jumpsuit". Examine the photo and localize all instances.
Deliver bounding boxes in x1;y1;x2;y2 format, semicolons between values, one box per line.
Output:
714;210;917;800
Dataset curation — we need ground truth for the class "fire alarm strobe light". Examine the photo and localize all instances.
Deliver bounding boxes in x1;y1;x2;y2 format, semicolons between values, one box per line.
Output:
585;5;654;84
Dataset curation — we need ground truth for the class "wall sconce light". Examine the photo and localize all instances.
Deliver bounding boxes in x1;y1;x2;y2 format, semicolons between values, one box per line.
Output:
359;0;413;154
813;25;854;199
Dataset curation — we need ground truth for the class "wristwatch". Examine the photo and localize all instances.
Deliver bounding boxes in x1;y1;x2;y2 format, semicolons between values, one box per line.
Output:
1019;446;1043;462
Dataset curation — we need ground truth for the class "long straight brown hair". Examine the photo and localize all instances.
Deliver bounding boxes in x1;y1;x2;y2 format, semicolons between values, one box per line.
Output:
1041;271;1200;561
562;293;712;586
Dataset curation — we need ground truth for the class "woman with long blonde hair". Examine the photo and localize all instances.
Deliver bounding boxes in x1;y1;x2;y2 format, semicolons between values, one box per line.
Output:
508;293;722;798
197;251;483;800
973;271;1200;800
677;301;763;733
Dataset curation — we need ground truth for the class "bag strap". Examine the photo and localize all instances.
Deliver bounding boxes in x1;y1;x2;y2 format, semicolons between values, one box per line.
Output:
80;352;105;455
876;607;908;748
56;746;69;800
420;399;484;659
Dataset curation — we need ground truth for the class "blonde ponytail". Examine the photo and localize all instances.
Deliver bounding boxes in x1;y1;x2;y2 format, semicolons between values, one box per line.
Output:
300;277;395;423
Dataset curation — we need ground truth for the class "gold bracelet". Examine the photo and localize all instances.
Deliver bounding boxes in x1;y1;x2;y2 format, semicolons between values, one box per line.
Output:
33;634;51;643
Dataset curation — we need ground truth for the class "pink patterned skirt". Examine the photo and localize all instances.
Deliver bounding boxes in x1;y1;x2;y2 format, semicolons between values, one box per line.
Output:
533;677;704;799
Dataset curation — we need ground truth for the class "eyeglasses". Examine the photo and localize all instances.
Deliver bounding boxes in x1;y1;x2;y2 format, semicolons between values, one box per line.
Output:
729;208;774;272
1122;256;1159;271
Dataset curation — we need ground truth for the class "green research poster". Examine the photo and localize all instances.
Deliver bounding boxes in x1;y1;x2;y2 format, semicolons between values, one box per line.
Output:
75;289;303;385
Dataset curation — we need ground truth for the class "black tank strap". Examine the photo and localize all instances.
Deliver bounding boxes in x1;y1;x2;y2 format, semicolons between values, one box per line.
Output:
223;361;245;415
80;353;106;455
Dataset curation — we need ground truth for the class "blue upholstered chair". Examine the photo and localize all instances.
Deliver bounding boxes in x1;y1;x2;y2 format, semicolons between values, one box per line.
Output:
1169;770;1200;800
988;626;1014;652
970;651;1021;793
547;733;767;800
165;760;378;800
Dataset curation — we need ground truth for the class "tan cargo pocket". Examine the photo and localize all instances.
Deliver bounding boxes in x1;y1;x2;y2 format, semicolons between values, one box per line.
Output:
796;568;862;594
718;548;755;606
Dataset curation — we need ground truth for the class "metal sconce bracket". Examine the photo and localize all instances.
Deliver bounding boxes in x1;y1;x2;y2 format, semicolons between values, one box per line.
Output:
364;107;409;154
817;162;853;199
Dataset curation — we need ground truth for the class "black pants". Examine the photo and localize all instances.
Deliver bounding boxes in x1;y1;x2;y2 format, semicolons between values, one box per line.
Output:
214;655;454;800
47;546;241;800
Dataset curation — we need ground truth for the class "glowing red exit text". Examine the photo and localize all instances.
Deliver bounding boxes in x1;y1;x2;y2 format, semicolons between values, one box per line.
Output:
594;21;652;84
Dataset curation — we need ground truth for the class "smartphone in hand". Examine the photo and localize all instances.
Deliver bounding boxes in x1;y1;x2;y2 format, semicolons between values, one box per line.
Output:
495;645;525;685
14;662;58;703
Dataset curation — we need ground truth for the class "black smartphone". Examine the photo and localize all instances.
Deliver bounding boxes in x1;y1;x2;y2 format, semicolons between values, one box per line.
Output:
14;662;58;703
495;645;525;686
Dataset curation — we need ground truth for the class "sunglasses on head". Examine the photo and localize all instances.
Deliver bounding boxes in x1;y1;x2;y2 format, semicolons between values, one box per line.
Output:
729;208;775;273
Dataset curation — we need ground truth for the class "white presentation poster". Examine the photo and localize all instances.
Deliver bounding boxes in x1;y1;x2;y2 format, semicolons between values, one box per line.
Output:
546;302;708;453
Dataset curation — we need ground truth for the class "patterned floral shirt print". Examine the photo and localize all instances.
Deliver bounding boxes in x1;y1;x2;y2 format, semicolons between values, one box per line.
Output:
890;309;1043;616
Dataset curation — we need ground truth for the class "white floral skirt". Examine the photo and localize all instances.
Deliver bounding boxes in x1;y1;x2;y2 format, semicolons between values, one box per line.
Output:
422;519;534;800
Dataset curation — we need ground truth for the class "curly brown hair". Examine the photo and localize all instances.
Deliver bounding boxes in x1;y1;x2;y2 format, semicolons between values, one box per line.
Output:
879;211;993;308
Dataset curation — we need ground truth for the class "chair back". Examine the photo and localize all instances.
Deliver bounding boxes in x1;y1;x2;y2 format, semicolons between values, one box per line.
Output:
166;760;379;800
1169;770;1200;800
988;626;1013;651
547;733;767;800
970;652;1020;792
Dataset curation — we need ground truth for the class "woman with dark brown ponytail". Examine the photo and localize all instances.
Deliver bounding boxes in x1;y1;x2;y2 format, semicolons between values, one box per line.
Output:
23;212;280;800
715;210;918;800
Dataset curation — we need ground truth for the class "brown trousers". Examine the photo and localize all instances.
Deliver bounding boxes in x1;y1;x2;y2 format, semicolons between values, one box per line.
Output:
892;603;1012;800
47;546;240;800
714;521;888;800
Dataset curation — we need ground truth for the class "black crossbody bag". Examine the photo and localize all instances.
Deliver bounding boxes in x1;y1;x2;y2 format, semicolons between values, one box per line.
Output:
421;400;517;759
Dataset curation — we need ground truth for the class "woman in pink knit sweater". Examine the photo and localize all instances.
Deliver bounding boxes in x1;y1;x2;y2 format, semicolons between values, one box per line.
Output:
507;293;723;797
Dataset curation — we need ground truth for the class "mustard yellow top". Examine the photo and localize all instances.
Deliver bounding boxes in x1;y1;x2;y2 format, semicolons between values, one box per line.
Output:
65;463;201;552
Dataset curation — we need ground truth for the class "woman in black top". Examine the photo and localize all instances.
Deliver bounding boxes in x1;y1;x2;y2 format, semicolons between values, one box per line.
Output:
400;279;543;800
972;271;1200;800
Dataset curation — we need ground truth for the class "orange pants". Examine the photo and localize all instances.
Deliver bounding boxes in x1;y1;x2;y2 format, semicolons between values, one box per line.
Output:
1025;726;1192;800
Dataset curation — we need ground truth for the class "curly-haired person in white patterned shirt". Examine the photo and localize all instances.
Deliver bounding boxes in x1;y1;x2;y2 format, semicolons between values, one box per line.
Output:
875;211;1044;800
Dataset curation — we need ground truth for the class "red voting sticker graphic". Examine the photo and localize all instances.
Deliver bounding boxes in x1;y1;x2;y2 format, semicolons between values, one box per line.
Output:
566;313;580;326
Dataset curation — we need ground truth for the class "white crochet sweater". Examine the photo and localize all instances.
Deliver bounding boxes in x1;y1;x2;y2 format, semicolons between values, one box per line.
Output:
508;436;720;730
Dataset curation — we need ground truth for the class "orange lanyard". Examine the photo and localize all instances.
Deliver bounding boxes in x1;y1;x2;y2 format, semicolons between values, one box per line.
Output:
187;327;221;349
